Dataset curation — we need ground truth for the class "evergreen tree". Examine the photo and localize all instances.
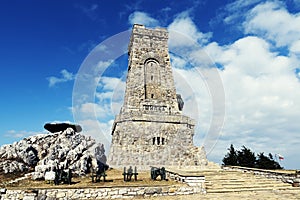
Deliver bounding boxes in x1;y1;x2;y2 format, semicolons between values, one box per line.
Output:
222;144;238;166
222;145;283;169
268;153;273;160
256;152;282;169
237;146;256;168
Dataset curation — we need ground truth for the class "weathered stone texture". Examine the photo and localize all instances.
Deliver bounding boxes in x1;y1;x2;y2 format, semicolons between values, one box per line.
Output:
0;184;206;200
108;24;207;168
0;127;106;178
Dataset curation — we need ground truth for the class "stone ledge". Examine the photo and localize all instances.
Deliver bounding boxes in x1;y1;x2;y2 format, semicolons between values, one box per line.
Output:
0;184;205;200
223;166;299;185
114;113;195;125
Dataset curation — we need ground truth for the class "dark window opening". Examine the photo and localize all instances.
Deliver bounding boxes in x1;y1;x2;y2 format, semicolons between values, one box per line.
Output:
151;75;153;80
151;94;154;98
152;137;166;145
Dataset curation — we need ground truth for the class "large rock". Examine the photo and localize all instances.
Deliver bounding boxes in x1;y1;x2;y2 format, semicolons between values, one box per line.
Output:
44;122;82;133
0;125;106;180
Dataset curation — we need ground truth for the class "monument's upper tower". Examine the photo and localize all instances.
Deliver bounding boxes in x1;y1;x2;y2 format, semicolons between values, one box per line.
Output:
123;24;180;114
108;25;207;168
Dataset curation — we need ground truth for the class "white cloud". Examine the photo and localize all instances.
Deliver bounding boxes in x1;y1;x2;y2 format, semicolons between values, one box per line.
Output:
71;101;114;154
94;44;107;52
221;0;262;24
71;4;300;168
72;76;126;153
244;1;300;47
161;7;171;12
77;119;113;153
170;54;189;69
213;36;292;77
47;69;75;87
47;120;74;124
165;5;300;168
98;76;124;91
128;11;159;27
5;130;45;139
200;35;300;168
168;12;212;48
97;76;126;115
78;102;109;119
94;60;114;75
173;67;213;136
290;40;300;54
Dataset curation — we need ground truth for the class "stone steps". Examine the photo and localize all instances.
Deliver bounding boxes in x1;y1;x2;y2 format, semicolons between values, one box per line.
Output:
206;178;284;183
202;170;295;193
207;186;298;193
206;183;289;188
206;182;288;186
207;184;290;190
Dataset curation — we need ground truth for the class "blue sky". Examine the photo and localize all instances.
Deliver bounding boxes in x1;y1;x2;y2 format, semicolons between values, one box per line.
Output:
1;0;300;169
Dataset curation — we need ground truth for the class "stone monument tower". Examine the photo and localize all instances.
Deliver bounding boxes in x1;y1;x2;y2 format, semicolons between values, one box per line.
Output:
107;24;207;168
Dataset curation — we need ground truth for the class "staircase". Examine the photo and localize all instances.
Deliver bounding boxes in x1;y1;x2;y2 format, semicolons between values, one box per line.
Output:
203;169;297;193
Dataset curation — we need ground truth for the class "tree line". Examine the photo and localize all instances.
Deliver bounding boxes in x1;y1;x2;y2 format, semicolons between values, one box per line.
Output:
222;144;283;169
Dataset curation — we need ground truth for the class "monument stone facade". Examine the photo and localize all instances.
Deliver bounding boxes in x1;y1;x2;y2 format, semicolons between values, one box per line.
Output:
107;24;207;168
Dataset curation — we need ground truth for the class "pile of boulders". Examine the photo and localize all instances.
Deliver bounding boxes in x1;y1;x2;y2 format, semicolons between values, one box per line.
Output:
0;123;107;180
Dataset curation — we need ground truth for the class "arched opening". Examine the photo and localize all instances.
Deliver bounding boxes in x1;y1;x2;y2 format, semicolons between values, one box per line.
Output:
144;58;160;99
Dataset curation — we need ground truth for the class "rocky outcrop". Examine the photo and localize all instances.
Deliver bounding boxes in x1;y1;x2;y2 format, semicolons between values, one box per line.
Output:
0;125;106;180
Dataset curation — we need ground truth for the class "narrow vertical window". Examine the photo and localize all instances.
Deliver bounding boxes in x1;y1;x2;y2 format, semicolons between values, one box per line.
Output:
144;59;160;100
157;137;160;145
152;137;155;145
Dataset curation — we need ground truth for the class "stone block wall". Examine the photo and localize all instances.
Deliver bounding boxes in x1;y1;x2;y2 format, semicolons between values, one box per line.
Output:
109;119;207;168
223;166;299;183
124;24;178;115
0;184;205;200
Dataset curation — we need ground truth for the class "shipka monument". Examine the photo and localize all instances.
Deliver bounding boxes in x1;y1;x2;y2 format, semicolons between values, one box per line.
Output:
108;24;208;168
